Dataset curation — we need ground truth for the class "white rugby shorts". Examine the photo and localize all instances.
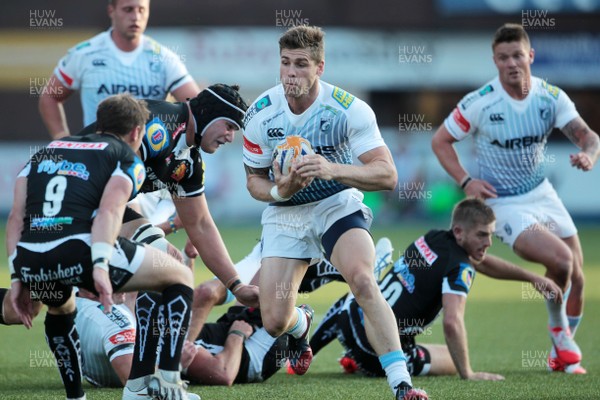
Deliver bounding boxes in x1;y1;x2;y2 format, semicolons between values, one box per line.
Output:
260;189;373;259
486;178;577;248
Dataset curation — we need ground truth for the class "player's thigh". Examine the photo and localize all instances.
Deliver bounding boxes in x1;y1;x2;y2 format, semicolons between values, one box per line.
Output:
514;227;573;270
259;257;308;319
330;228;377;296
120;207;150;239
119;245;193;293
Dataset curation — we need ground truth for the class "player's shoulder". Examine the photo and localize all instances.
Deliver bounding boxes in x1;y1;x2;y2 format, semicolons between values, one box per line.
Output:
243;87;281;127
457;78;500;112
65;31;110;57
141;34;177;58
319;80;370;114
531;76;565;101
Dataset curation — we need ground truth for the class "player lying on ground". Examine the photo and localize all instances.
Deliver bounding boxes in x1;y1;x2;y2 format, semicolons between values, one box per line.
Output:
308;198;562;380
7;94;197;400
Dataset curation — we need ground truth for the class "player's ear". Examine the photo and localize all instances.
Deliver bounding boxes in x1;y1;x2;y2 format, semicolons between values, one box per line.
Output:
529;47;535;64
317;60;325;77
452;224;463;241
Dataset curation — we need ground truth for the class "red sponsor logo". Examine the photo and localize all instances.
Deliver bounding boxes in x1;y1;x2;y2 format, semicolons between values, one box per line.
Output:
243;136;263;155
48;141;108;150
414;236;438;265
172;123;186;140
58;68;73;87
452;108;471;133
108;329;136;345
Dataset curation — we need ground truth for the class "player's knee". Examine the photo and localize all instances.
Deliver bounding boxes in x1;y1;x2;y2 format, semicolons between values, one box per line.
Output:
348;270;378;302
261;313;288;337
551;249;573;285
193;281;223;307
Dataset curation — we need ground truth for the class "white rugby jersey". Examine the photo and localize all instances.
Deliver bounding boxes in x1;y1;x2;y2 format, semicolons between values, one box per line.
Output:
54;30;193;126
75;297;136;387
243;80;386;205
444;76;579;196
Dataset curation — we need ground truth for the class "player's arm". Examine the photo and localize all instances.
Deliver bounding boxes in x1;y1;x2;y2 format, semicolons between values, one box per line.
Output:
475;255;562;302
91;175;134;312
173;195;259;308
432;124;496;198
184;320;253;386
38;74;73;139
297;145;397;191
561;116;600;171
6;176;37;328
6;176;26;262
111;354;133;386
187;279;228;342
442;293;504;381
171;81;201;103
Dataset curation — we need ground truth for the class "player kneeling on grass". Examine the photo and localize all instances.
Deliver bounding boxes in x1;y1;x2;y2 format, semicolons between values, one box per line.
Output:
309;198;562;381
7;94;197;400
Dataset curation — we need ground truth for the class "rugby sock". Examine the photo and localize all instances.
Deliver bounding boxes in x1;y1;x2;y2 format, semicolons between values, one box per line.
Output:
287;307;308;339
545;294;568;329
129;291;161;380
568;315;582;338
44;311;84;399
379;350;411;391
157;284;193;376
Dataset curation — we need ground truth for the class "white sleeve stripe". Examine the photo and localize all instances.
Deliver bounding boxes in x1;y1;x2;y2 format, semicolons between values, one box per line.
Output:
441;277;468;297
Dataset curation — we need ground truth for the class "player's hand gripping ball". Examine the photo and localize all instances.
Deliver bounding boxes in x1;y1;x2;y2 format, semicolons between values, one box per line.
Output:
272;135;315;175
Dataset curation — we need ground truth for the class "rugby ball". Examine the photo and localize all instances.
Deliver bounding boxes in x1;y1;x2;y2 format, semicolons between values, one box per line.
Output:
272;136;314;175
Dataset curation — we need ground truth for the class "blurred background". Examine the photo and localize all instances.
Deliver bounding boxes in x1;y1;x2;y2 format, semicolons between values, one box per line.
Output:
1;0;599;225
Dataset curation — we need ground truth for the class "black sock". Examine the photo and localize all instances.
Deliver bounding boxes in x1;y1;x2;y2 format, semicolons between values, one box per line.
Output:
158;284;193;372
44;311;83;399
129;291;162;379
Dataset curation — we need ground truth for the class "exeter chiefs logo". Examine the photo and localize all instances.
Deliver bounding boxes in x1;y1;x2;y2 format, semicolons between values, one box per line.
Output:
145;117;169;156
133;162;146;193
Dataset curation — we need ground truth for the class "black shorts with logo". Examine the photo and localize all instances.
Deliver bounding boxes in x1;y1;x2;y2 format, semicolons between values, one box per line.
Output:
13;235;143;307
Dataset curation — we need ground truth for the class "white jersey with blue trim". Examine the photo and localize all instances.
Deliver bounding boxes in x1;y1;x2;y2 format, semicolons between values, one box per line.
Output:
242;80;386;205
54;30;193;126
75;297;136;387
444;76;579;197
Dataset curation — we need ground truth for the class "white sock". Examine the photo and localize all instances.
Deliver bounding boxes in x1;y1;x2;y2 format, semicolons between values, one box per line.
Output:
286;307;308;339
379;351;411;392
546;284;569;329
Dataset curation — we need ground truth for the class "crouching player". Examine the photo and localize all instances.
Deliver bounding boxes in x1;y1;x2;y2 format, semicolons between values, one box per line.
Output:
7;94;196;400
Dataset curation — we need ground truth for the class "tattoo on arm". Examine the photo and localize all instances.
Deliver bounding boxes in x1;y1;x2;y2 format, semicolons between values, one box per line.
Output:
562;117;591;146
244;165;270;177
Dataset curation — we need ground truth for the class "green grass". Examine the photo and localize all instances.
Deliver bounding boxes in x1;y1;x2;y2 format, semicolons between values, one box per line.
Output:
1;225;600;399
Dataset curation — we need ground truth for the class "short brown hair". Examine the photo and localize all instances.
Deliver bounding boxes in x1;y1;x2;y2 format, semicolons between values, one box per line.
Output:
492;23;530;50
96;93;149;136
451;198;496;229
279;25;325;63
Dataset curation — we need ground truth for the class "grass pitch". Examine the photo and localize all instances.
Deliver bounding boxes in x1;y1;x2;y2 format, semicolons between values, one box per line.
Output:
1;225;599;399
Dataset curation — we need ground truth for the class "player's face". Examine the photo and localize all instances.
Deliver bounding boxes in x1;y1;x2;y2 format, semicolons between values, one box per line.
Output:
455;222;494;262
493;40;534;91
280;48;324;99
109;0;150;42
200;119;237;154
